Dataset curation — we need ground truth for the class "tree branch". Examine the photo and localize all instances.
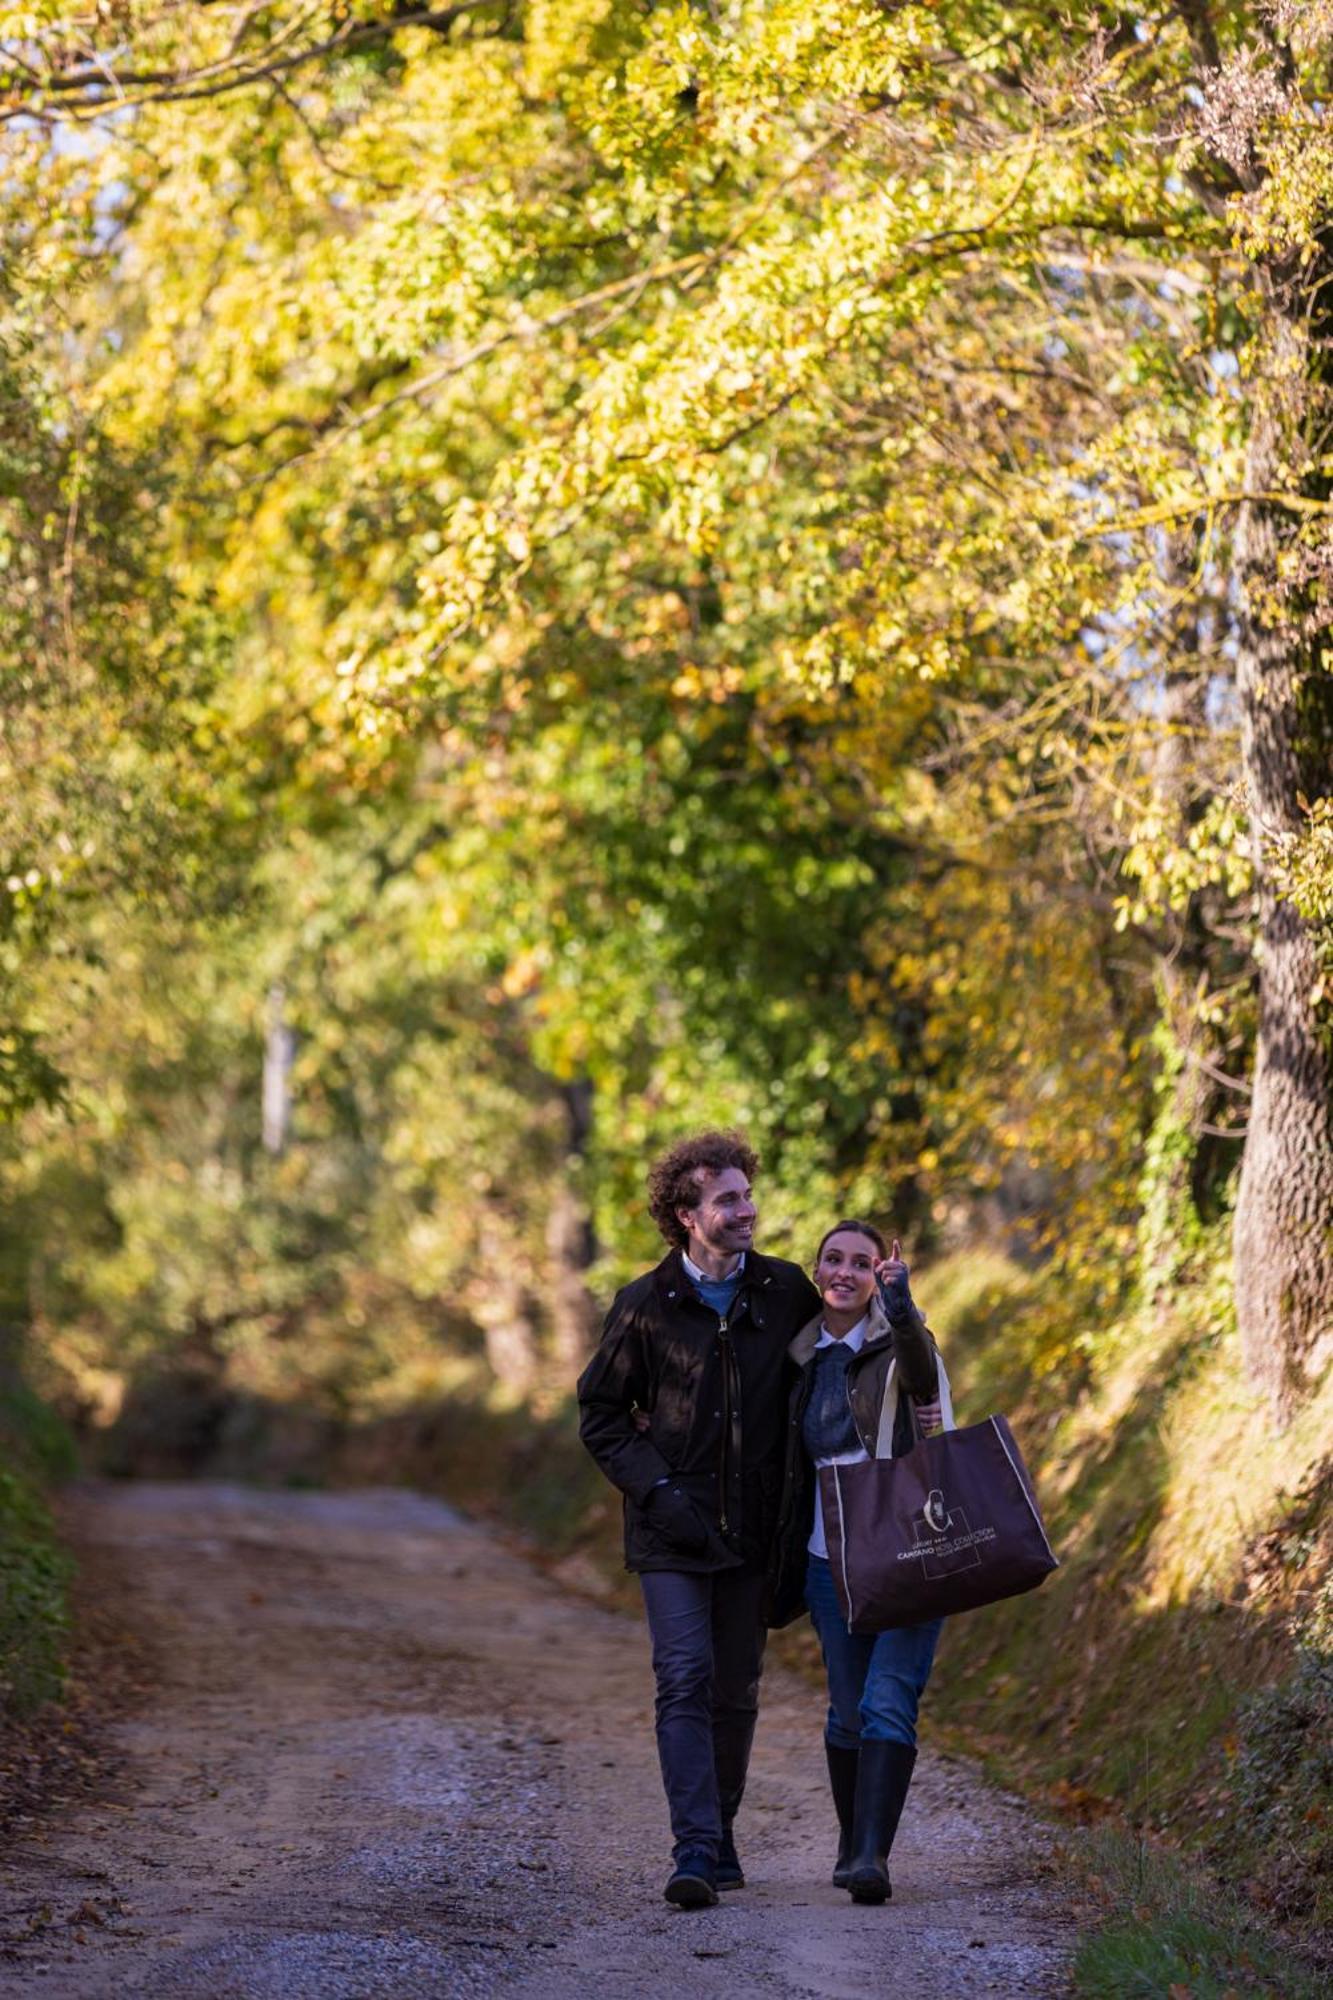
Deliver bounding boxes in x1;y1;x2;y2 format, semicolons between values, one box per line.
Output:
1;6;491;121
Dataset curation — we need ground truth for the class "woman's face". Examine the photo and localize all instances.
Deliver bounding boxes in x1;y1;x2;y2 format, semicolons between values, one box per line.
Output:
814;1230;880;1319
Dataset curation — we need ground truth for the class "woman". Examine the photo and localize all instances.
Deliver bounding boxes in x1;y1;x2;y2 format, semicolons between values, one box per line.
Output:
767;1220;952;1905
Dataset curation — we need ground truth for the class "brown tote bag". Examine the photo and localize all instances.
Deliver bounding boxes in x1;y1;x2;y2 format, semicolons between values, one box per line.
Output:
819;1415;1058;1634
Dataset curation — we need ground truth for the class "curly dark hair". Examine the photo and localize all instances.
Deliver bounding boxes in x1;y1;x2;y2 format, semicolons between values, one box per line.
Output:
646;1130;760;1248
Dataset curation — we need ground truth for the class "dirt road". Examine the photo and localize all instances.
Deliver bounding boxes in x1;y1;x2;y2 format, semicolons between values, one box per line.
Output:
0;1482;1073;1997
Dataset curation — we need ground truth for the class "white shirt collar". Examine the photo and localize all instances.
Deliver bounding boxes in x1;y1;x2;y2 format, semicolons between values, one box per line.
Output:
815;1313;869;1353
682;1249;746;1285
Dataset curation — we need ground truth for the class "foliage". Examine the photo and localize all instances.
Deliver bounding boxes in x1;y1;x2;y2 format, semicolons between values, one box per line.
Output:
0;1376;77;1486
0;171;241;1123
1272;794;1333;986
0;10;1215;1357
15;6;1319;1336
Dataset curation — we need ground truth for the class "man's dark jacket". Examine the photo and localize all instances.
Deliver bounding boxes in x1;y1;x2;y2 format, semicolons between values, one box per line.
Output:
577;1247;822;1574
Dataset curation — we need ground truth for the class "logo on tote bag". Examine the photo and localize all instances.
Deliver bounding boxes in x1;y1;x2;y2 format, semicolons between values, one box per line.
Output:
902;1487;997;1578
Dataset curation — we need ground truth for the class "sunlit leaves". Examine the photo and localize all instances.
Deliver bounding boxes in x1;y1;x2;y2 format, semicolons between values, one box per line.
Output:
5;0;1333;1404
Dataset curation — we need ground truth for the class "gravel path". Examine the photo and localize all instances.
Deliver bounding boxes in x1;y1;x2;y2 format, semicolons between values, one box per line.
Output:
0;1482;1074;1997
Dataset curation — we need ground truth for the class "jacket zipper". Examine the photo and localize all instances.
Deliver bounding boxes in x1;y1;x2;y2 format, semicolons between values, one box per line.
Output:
717;1313;733;1534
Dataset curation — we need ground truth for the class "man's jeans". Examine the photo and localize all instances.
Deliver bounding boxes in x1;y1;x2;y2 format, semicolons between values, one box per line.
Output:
639;1566;767;1861
805;1554;942;1750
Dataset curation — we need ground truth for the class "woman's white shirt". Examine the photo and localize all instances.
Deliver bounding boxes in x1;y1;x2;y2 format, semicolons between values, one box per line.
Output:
807;1314;871;1560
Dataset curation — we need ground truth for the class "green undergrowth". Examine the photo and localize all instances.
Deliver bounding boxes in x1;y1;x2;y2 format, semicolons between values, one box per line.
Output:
0;1375;77;1718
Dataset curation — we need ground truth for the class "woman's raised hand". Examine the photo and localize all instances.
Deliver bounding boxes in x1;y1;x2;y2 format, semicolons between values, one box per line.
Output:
875;1237;908;1282
875;1238;914;1318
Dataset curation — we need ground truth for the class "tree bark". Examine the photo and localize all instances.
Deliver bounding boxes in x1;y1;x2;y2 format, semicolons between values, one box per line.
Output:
1232;301;1333;1420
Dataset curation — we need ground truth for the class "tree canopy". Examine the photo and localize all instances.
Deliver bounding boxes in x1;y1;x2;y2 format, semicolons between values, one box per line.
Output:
3;2;1332;1416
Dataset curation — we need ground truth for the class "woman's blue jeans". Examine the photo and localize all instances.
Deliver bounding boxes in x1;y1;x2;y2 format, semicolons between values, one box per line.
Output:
805;1554;942;1750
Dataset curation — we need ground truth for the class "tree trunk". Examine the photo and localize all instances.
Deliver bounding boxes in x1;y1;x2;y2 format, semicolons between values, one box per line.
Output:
545;1078;597;1381
1232;302;1333;1420
474;1212;540;1398
262;982;296;1156
1142;544;1243;1285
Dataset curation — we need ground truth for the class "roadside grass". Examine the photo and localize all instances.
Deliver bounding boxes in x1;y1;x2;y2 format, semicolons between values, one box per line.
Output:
1071;1827;1326;1998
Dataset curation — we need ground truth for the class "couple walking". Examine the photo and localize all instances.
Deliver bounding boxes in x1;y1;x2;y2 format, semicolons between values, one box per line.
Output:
576;1129;951;1910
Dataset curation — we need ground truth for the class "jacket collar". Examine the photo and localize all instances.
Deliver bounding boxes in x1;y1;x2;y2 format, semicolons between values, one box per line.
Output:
653;1244;778;1305
788;1293;892;1367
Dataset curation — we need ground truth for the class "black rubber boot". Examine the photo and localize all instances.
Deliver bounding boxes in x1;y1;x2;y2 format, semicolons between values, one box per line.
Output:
845;1740;916;1905
825;1741;859;1888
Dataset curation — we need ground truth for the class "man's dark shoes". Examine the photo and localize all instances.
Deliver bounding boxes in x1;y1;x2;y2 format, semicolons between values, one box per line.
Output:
715;1827;744;1890
664;1847;719;1909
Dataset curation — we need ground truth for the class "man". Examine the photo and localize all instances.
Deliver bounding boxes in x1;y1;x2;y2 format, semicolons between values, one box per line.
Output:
577;1130;821;1908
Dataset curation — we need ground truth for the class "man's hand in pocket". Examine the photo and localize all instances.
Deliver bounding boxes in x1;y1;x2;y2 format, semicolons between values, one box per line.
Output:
646;1482;710;1552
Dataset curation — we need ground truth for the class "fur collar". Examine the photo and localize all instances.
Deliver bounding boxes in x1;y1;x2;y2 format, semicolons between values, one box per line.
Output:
788;1292;893;1367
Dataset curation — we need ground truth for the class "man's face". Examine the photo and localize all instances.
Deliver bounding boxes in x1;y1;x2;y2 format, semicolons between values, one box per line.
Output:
677;1166;757;1261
